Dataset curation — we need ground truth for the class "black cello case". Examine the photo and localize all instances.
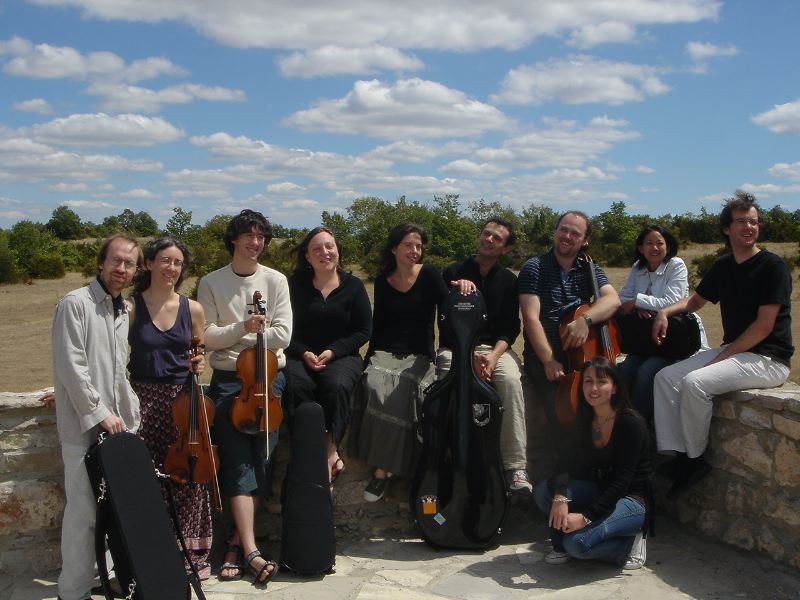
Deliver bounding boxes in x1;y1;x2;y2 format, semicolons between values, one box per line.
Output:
84;431;201;600
280;401;336;574
410;288;509;550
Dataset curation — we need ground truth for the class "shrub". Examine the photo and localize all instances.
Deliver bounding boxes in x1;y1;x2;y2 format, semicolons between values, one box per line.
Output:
29;253;65;279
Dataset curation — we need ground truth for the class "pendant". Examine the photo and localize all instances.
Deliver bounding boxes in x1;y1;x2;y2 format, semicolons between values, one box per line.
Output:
592;428;602;441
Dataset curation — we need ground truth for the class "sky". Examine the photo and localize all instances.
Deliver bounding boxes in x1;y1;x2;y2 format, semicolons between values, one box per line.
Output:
0;0;799;230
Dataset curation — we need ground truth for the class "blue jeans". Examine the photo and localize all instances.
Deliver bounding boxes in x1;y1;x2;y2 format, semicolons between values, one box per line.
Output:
534;479;646;566
619;354;671;421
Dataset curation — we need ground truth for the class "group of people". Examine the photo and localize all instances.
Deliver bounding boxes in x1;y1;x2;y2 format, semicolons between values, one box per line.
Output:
50;190;792;599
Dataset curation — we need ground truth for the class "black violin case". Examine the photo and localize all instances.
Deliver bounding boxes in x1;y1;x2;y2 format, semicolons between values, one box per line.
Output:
85;431;204;600
279;401;336;575
411;289;509;550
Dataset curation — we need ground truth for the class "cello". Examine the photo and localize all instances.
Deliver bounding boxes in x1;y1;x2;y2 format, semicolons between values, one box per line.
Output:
555;252;621;429
231;290;283;441
411;288;508;550
164;336;222;513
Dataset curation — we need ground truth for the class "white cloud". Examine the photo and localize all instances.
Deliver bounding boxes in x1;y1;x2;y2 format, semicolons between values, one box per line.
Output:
278;45;423;78
13;98;53;114
0;35;185;82
752;100;800;134
494;55;670;105
120;188;156;198
768;162;800;181
48;182;90;192
266;182;306;193
739;182;800;195
29;113;184;146
635;165;655;173
364;140;477;164
567;21;636;49
284;78;513;140
27;1;720;52
439;160;510;176
686;41;739;61
87;82;246;113
64;199;115;209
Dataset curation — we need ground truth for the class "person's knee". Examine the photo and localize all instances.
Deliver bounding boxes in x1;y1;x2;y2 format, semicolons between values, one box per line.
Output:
562;534;589;558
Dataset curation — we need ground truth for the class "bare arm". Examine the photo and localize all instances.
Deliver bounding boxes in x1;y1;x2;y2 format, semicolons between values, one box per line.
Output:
188;299;206;375
520;293;563;382
561;284;621;350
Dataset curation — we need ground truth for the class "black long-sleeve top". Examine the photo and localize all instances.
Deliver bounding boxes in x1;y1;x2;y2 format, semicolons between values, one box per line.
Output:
368;263;449;360
286;270;372;359
440;256;520;349
548;410;653;523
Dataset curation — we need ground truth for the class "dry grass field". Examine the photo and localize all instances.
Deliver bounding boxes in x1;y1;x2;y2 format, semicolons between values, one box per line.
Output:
3;242;798;392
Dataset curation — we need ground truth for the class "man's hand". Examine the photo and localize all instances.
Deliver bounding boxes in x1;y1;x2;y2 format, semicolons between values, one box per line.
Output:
473;352;498;382
100;415;126;434
244;314;268;334
619;299;636;315
544;359;565;382
561;316;590;350
450;279;477;295
39;392;55;408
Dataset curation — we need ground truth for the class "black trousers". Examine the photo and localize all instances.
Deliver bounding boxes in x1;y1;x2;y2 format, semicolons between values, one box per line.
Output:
283;354;363;445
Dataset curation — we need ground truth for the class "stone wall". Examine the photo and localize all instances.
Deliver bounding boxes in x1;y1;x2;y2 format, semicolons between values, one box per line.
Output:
664;382;800;569
2;384;799;577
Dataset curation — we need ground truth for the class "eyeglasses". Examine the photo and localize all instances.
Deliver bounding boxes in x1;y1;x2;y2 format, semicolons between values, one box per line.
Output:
109;257;139;271
158;257;185;268
732;218;761;227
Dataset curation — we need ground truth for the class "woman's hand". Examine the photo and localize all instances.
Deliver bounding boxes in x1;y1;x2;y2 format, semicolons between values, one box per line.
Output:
548;500;569;530
560;513;587;533
190;352;206;376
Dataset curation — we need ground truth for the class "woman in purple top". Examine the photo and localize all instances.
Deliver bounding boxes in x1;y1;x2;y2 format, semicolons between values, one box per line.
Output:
127;237;210;579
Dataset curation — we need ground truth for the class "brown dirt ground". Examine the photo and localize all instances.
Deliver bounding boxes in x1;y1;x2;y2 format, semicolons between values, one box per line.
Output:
5;243;799;392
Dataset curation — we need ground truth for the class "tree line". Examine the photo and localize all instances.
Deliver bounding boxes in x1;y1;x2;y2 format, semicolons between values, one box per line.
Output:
2;195;798;286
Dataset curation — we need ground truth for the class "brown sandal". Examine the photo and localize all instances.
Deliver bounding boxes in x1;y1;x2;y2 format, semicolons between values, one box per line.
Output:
218;543;244;581
245;549;278;586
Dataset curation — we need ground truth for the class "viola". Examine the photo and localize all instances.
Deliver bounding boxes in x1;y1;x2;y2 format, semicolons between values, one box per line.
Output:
164;336;222;512
411;288;508;550
231;290;282;440
555;253;621;430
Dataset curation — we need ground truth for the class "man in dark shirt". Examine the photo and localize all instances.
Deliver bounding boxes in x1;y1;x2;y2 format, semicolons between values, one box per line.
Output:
437;218;531;493
518;211;621;432
653;191;793;492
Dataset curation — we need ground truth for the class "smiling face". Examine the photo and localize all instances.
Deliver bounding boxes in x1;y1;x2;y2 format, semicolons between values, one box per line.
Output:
306;230;340;274
98;238;139;296
554;213;588;260
392;231;423;270
231;227;266;264
581;365;617;411
723;206;761;254
476;222;512;261
146;244;185;290
638;230;668;271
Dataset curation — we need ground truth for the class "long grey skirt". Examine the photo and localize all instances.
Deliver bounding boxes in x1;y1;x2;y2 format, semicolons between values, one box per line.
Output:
352;351;436;478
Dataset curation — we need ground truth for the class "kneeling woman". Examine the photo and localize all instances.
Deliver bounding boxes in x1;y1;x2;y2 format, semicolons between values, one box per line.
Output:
534;357;652;569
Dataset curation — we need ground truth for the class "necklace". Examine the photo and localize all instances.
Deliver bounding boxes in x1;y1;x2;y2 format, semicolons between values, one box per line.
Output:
592;413;616;441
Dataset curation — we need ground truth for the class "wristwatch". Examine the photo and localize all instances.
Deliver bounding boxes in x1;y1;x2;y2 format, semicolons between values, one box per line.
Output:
582;313;593;326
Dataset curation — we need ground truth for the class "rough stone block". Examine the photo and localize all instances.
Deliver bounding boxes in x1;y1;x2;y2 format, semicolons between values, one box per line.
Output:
721;432;773;479
722;519;756;551
738;406;772;430
774;438;800;488
756;527;785;561
786;397;800;416
764;492;800;527
773;414;800;441
755;394;787;411
714;400;737;420
0;449;63;476
724;481;746;514
0;480;64;536
695;509;725;538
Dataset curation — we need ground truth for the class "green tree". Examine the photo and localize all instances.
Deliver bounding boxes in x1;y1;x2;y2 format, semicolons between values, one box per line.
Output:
592;201;639;266
165;207;197;239
8;220;61;278
46;205;84;240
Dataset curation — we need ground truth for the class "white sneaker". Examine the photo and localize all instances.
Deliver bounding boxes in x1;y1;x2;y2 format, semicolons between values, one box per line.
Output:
624;532;646;570
544;550;571;565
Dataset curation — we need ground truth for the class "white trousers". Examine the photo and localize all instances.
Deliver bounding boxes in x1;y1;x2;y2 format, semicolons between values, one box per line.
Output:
58;441;97;600
653;347;789;458
436;346;527;470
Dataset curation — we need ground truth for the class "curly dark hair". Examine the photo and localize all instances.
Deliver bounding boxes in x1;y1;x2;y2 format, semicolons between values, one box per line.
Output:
719;190;761;245
632;225;678;268
483;216;517;247
132;237;192;293
291;226;343;274
378;223;427;277
223;209;273;255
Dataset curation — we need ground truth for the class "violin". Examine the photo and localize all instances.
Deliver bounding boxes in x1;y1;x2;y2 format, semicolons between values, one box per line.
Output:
555;253;621;430
164;336;222;512
231;290;282;440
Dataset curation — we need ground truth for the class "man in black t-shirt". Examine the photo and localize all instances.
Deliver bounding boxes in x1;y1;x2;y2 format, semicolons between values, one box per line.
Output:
437;218;531;494
653;191;793;493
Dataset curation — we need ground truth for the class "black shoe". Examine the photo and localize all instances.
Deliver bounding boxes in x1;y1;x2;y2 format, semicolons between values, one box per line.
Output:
668;457;711;497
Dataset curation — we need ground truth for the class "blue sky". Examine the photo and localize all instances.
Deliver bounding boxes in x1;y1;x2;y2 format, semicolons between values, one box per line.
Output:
1;0;798;230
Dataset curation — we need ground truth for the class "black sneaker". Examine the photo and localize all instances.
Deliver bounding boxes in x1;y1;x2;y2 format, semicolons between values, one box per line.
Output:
363;476;389;502
505;469;533;495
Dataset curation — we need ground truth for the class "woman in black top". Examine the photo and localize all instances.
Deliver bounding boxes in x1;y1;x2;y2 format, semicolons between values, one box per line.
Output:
284;227;372;489
533;357;652;569
352;223;448;502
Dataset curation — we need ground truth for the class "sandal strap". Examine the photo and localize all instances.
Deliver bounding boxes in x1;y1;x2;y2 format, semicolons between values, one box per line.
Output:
245;550;262;564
